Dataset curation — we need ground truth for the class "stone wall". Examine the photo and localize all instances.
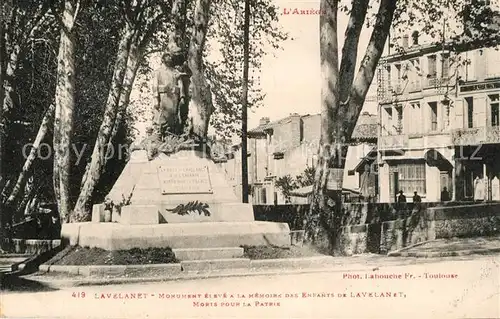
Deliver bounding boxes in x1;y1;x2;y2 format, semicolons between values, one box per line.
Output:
430;202;500;238
255;201;500;255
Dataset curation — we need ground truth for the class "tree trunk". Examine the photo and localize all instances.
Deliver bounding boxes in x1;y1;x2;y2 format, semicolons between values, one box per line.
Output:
109;37;141;145
72;26;134;221
16;177;34;222
340;0;397;135
338;0;369;103
0;2;5;247
5;104;54;208
6;104;55;205
187;0;214;142
53;0;78;223
305;0;340;253
305;0;396;254
168;0;188;52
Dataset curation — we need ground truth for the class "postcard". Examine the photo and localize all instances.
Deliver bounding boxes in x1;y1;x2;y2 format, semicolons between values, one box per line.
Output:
0;0;499;318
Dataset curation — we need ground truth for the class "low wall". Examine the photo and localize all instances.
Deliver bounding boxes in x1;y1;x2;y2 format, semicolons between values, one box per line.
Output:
254;202;500;255
340;202;500;255
430;202;500;238
337;224;381;255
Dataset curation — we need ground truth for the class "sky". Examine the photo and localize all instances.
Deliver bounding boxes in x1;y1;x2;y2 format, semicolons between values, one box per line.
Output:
248;0;378;129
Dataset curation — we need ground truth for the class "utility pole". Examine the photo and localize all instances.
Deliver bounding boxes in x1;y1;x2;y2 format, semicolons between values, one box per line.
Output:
241;0;250;203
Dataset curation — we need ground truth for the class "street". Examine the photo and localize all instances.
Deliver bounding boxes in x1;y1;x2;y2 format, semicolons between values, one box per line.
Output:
1;254;499;318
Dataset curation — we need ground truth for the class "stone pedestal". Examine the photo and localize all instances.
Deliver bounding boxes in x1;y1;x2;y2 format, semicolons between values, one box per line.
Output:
68;149;291;251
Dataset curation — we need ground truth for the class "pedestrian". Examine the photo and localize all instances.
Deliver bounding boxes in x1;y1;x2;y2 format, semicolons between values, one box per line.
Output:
397;190;406;203
413;191;422;203
441;187;451;202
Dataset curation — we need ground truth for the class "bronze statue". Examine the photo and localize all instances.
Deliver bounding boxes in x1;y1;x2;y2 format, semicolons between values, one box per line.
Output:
152;52;191;139
131;50;223;162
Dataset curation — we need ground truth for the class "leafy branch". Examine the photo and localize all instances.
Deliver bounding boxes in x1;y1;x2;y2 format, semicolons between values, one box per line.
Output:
165;201;211;216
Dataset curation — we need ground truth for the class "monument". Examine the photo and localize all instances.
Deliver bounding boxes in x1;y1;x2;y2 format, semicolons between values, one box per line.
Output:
61;52;291;256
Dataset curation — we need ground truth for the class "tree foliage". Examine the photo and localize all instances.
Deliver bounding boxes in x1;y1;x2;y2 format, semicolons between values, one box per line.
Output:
275;166;316;203
205;0;287;138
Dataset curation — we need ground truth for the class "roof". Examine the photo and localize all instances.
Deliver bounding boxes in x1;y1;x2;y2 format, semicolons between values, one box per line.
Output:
248;112;378;141
351;112;378;141
248;115;298;136
354;147;378;172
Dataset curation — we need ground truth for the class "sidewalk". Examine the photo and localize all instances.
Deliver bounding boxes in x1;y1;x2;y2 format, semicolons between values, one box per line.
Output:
18;251;500;289
389;236;500;257
4;236;500;289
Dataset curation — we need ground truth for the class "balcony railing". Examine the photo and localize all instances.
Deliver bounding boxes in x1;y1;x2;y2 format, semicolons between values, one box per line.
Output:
452;126;500;145
425;76;452;88
378;134;408;151
407;81;421;92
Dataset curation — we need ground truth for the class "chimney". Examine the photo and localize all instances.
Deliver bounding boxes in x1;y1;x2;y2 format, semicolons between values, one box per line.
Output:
259;117;270;126
412;31;419;46
402;35;409;49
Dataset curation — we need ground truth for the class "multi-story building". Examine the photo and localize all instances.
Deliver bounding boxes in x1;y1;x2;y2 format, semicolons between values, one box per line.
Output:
376;32;500;202
223;111;378;204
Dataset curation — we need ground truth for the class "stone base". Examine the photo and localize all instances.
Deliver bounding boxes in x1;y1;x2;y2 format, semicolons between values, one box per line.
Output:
114;203;255;225
61;221;291;251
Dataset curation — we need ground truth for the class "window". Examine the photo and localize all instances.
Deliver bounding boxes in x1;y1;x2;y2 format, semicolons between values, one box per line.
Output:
383;107;393;134
348;170;355;176
260;188;267;204
442;53;450;78
429;102;438;131
390;162;426;195
410;102;421;134
442;100;450;128
490;94;499;127
466;97;474;128
428;55;437;78
386;65;391;87
409;59;421;91
394;64;402;90
395;105;403;134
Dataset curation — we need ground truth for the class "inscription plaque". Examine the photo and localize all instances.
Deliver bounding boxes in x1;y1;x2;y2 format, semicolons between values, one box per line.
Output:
158;165;213;194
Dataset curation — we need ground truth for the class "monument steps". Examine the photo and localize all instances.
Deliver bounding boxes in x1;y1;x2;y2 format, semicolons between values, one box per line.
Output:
172;247;244;261
180;258;251;272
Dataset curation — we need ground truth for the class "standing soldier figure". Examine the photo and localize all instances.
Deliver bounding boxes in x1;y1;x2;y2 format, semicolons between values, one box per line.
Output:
152;52;187;140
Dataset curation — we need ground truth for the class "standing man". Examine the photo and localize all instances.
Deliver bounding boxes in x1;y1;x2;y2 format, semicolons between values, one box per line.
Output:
441;187;451;202
413;191;422;203
152;52;186;140
397;190;407;203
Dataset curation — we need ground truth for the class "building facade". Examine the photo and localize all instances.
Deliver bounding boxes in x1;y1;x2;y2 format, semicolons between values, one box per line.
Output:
223;111;378;204
376;35;500;202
